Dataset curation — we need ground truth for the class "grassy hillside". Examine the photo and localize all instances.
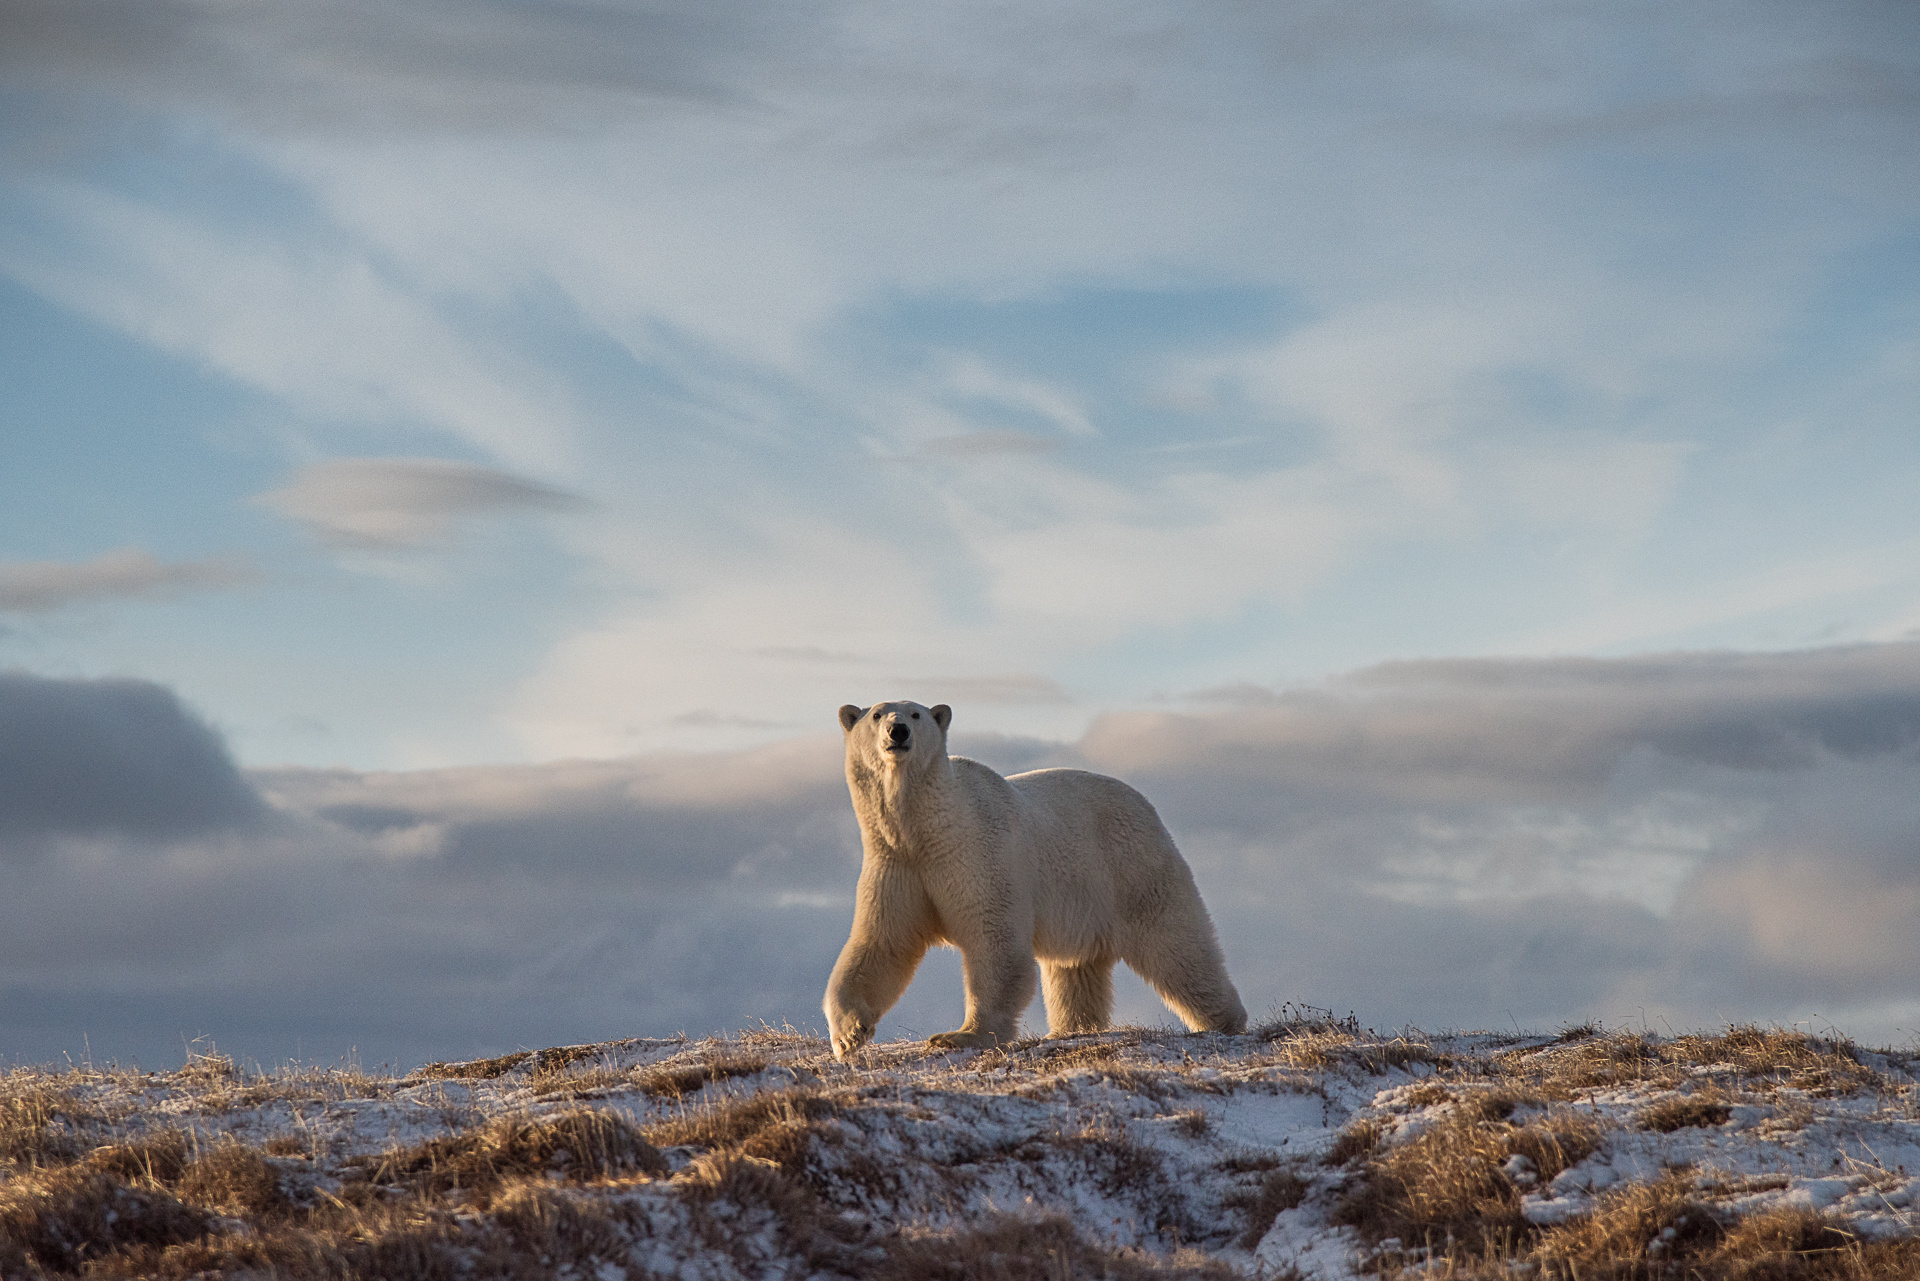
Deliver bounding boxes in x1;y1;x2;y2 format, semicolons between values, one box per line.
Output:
3;1015;1917;1278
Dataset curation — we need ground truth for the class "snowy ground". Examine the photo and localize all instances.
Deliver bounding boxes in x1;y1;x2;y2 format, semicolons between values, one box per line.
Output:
3;1018;1917;1277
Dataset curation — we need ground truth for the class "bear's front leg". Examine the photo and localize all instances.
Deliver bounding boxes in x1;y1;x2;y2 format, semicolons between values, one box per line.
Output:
930;919;1036;1050
824;864;933;1061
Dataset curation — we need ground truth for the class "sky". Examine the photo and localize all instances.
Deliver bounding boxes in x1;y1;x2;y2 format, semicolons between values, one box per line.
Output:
2;0;1919;1068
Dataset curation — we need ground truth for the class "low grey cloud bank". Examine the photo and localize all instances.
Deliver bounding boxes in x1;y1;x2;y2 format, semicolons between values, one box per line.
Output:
4;644;1919;1069
0;672;261;840
0;0;769;130
0;549;254;613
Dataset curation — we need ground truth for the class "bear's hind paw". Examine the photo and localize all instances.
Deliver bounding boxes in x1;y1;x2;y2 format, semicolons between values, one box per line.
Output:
927;1029;1004;1050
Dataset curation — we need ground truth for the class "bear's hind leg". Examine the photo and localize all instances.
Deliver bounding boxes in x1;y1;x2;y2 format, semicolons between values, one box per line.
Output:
1041;958;1114;1036
1122;912;1248;1035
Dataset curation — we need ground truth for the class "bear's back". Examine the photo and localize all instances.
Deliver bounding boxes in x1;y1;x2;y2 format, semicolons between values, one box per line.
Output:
1005;768;1181;873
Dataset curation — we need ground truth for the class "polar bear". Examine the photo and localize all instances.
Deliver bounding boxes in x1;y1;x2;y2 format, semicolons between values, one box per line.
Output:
823;700;1246;1060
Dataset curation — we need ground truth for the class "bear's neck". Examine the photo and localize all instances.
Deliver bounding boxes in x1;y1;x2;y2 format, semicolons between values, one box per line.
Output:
849;754;955;857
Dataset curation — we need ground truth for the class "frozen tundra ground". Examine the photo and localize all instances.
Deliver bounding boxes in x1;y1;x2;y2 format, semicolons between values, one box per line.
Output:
4;1015;1920;1278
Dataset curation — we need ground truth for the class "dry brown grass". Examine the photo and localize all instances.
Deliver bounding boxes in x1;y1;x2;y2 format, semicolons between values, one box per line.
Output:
160;1061;397;1115
1252;1003;1363;1041
82;1130;290;1217
1667;1026;1884;1097
1520;1180;1920;1279
1527;1170;1721;1276
633;1050;771;1098
0;1082;87;1171
1334;1105;1602;1257
1357;1169;1920;1280
1324;1120;1385;1166
992;1039;1190;1100
1257;1029;1447;1079
0;1166;211;1276
1700;1207;1920;1279
669;1149;903;1275
1171;1109;1211;1138
1504;1025;1892;1102
4;1024;1912;1279
175;1048;238;1084
414;1050;531;1080
1402;1081;1454;1108
876;1214;1240;1280
1029;1041;1128;1073
1053;1115;1167;1200
635;1079;906;1214
1640;1089;1735;1132
87;1129;193;1185
643;1083;841;1151
350;1107;667;1202
176;1139;291;1216
39;1188;492;1279
1228;1168;1309;1248
1512;1029;1678;1095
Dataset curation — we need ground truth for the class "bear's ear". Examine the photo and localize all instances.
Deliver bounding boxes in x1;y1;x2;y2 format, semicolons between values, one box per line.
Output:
838;704;867;732
931;704;951;731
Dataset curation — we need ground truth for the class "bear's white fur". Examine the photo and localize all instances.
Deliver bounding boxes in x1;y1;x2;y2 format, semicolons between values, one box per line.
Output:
824;700;1247;1060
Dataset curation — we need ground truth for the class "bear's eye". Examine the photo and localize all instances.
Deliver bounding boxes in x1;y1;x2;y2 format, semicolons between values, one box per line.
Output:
911;712;920;720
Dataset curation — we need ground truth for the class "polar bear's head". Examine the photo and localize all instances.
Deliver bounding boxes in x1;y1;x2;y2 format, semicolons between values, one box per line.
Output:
838;700;952;772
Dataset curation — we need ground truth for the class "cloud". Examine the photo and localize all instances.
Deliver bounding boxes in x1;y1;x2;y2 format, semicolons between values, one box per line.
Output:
0;0;774;133
2;1;1919;1059
904;674;1073;705
0;672;262;841
1080;643;1920;822
1076;642;1920;1037
0;548;254;612
916;431;1062;459
253;457;586;548
754;646;868;664
4;0;1917;772
7;641;1920;1070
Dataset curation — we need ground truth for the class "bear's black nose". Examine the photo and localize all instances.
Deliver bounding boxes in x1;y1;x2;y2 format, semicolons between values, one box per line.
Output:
889;722;911;744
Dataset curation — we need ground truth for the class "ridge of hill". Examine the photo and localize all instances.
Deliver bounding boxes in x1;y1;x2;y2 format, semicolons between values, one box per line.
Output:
3;1015;1918;1278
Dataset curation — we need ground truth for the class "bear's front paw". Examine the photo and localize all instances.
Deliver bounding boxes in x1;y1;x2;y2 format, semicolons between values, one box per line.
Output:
927;1029;1004;1051
830;1017;874;1062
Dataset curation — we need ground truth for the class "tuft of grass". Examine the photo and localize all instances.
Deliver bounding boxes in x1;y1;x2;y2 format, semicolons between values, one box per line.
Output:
1640;1089;1735;1132
1256;1023;1446;1077
875;1214;1240;1280
87;1129;193;1185
1529;1171;1724;1277
415;1050;531;1080
1252;1003;1363;1041
632;1051;771;1099
1667;1025;1882;1097
485;1181;634;1275
176;1048;237;1084
1323;1120;1384;1166
1030;1041;1127;1073
1334;1107;1601;1256
1229;1169;1309;1248
1054;1115;1167;1200
0;1167;211;1276
0;1082;86;1171
674;1150;885;1275
1506;1025;1892;1103
645;1084;840;1152
1401;1081;1454;1108
177;1139;291;1216
354;1108;667;1201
